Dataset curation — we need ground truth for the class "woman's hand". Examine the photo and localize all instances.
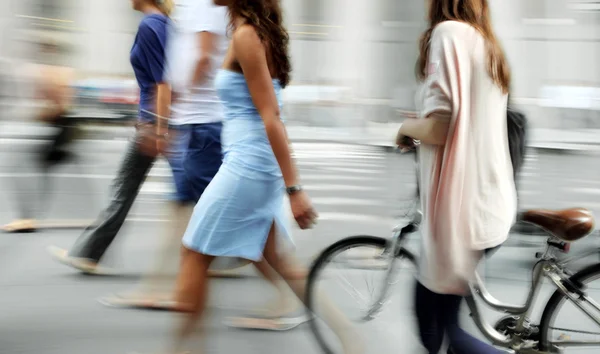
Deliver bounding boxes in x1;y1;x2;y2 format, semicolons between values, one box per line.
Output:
396;128;416;152
289;191;318;230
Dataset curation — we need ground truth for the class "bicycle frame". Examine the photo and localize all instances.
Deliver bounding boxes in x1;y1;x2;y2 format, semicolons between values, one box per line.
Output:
468;241;600;350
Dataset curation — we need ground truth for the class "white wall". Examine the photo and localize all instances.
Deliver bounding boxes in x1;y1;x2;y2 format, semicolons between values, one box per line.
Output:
71;0;141;76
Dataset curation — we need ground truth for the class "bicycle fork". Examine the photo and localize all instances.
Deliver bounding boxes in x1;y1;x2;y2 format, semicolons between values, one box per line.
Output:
363;223;417;321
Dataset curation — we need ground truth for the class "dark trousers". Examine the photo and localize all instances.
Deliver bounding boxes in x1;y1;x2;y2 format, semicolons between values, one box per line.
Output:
414;282;504;354
414;244;504;354
68;137;155;262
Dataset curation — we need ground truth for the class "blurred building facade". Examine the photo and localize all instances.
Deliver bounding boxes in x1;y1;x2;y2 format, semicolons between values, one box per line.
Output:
2;0;600;130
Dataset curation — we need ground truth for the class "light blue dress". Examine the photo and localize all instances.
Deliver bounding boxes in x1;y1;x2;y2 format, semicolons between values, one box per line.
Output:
181;69;292;262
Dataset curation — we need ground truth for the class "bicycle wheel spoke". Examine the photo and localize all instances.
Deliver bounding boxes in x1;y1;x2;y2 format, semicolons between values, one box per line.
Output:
550;327;600;336
541;266;600;353
306;236;417;353
333;267;369;306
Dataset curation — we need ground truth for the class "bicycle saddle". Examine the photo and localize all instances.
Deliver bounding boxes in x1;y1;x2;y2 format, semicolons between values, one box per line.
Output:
521;208;595;242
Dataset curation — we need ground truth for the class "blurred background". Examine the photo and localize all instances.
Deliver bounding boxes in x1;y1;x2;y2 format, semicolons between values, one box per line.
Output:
1;1;600;354
3;0;600;137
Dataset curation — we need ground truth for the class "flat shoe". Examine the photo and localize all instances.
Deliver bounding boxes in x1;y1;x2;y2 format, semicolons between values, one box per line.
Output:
99;294;179;311
47;245;115;275
224;311;310;331
2;220;37;233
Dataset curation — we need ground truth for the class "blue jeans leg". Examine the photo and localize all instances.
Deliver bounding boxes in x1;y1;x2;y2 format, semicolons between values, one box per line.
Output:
183;122;223;201
165;125;195;204
415;281;504;354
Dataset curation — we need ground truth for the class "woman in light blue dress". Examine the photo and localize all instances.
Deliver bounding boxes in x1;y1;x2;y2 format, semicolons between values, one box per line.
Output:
168;1;362;353
181;65;293;260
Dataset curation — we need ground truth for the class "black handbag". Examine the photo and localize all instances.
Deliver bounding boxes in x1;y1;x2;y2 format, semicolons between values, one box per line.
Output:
39;115;79;167
506;106;528;179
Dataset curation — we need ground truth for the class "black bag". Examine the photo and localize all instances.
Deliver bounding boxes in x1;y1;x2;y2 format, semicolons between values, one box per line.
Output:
39;115;78;168
506;107;528;179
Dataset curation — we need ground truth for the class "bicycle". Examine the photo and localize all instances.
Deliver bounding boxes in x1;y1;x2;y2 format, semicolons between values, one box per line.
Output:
305;160;600;353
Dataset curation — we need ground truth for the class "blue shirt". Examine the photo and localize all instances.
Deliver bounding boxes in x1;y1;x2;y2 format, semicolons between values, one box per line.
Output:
130;13;169;122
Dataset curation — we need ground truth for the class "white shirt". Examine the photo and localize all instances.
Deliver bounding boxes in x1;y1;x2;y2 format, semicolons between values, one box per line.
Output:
166;0;229;125
415;21;517;295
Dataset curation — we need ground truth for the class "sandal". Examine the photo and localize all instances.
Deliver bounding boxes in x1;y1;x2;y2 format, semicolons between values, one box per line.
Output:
224;309;310;331
99;293;179;311
47;245;115;275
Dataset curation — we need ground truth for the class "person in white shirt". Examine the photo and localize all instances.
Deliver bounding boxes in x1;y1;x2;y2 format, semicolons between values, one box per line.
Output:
396;0;516;353
102;0;302;330
97;0;226;309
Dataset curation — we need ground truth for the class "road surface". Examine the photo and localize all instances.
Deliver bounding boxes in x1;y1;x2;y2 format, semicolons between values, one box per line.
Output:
1;139;600;353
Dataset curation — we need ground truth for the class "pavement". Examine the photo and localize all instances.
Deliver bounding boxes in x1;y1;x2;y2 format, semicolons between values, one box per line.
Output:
1;141;600;353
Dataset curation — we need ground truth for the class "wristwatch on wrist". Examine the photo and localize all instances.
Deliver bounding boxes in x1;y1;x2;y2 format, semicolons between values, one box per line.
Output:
286;185;302;195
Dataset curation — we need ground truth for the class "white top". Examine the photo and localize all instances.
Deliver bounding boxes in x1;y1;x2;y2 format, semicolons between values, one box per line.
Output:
415;21;517;295
166;0;229;125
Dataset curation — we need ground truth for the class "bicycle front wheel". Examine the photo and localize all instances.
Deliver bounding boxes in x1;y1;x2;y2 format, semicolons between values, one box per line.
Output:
306;235;417;353
539;263;600;353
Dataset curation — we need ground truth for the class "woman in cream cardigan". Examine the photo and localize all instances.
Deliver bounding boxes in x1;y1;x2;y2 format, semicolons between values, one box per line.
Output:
396;0;516;353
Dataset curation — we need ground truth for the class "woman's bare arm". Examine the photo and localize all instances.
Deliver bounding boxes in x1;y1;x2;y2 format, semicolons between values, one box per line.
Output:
232;25;298;187
398;113;450;146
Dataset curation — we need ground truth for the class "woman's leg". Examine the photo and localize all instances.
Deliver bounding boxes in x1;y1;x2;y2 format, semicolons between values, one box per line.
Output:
252;260;299;315
3;142;43;232
3;119;74;232
37;120;76;219
414;281;445;353
260;225;363;354
171;247;214;353
440;293;504;354
127;125;198;302
128;201;194;300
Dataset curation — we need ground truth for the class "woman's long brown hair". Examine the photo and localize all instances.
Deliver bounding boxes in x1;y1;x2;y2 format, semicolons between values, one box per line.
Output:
416;0;510;93
228;0;291;88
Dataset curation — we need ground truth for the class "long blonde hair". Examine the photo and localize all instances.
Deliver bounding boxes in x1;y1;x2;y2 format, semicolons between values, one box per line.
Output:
416;0;510;93
155;0;175;16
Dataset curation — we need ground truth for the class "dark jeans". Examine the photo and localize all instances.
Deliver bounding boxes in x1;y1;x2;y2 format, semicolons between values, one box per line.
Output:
414;247;504;354
68;136;155;262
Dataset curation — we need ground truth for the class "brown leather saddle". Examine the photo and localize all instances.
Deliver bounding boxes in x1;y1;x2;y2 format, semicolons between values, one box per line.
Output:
521;208;595;242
